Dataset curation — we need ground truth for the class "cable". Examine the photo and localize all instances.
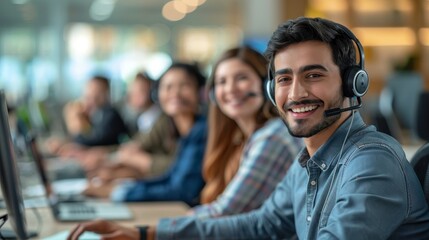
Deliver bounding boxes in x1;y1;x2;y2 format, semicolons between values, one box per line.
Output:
320;97;356;218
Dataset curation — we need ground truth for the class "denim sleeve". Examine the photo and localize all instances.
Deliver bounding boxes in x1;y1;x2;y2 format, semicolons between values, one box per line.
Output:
118;129;206;206
156;164;299;240
317;144;411;239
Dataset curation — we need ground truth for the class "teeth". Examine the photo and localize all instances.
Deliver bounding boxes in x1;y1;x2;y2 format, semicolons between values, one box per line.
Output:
228;97;246;104
291;105;317;113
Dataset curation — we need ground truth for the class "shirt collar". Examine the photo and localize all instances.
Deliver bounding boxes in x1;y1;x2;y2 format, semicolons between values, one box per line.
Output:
298;112;367;170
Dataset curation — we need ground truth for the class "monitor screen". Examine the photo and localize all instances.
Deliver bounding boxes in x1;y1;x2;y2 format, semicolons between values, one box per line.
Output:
0;90;30;239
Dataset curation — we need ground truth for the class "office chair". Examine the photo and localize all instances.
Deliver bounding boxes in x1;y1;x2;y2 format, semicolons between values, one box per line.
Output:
387;71;423;136
416;92;429;141
375;87;402;142
410;92;429;203
410;143;429;203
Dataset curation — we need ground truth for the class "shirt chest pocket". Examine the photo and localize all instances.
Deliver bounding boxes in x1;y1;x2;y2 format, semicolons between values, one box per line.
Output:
317;163;345;229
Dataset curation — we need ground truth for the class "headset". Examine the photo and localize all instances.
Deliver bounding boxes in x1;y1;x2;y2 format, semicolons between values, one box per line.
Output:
209;75;268;105
150;81;160;103
265;22;369;117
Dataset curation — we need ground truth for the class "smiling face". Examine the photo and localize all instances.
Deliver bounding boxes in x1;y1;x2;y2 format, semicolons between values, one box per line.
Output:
214;58;264;123
128;77;152;111
274;40;347;138
158;68;199;117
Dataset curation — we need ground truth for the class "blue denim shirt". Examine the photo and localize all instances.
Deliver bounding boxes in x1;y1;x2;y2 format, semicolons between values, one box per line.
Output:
112;115;207;207
154;112;429;239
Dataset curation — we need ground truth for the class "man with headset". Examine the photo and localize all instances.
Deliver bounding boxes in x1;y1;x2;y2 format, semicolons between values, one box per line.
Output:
68;17;429;240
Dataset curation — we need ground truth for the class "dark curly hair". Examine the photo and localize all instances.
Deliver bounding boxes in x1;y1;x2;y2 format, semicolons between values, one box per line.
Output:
264;17;357;80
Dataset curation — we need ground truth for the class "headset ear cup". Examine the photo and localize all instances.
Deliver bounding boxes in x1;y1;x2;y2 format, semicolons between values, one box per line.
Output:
150;83;158;103
343;66;369;98
353;69;369;97
150;90;157;103
265;79;276;106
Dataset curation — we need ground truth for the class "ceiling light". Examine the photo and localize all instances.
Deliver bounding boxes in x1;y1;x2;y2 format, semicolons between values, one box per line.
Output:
163;1;186;21
90;0;116;21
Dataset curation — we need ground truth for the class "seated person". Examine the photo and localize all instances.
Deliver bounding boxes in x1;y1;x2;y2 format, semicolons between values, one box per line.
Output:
46;75;129;156
83;62;208;207
118;72;161;136
80;112;176;178
191;46;303;218
68;17;429;240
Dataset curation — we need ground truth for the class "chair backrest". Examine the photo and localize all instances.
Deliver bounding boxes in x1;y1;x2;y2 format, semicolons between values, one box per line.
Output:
387;71;423;135
410;142;429;203
416;92;429;142
376;87;402;142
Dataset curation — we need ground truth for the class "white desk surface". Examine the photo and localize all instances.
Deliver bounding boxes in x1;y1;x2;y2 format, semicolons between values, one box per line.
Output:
1;201;189;239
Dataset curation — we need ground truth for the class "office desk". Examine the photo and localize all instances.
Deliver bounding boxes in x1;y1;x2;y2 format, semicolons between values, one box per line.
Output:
1;202;189;239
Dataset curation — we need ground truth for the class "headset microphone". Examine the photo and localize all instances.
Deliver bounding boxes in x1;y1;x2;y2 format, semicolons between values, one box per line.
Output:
324;97;362;117
245;92;258;98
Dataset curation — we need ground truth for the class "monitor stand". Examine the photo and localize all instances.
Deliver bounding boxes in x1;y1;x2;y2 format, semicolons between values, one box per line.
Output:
0;229;38;239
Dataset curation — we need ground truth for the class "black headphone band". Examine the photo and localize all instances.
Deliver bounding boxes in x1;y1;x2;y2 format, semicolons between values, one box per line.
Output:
265;22;369;105
333;22;365;69
266;25;365;79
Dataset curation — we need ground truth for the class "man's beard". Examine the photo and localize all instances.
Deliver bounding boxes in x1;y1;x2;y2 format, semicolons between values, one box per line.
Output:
279;95;344;138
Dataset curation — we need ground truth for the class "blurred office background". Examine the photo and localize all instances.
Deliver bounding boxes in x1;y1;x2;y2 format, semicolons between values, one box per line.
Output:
0;0;428;144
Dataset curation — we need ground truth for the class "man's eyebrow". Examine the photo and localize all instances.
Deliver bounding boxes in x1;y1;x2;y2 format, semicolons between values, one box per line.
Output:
274;64;328;77
299;64;328;73
274;68;292;76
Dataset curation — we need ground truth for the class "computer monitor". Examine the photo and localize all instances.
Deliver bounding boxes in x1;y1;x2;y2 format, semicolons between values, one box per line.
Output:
0;90;34;239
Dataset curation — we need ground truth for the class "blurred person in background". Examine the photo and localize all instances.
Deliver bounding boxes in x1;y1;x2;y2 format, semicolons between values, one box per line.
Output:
45;75;129;157
82;62;207;207
118;72;161;136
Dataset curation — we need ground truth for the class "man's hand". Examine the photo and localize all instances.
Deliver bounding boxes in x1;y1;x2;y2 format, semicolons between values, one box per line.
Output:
116;143;141;162
83;180;116;199
116;143;151;175
57;142;86;158
80;148;109;172
64;101;91;135
66;219;140;240
44;137;67;155
93;164;142;182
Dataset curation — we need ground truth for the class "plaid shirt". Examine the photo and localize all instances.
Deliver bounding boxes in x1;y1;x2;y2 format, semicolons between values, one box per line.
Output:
192;118;303;218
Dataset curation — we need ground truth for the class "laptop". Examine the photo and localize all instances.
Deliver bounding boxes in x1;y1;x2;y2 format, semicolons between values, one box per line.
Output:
26;134;133;222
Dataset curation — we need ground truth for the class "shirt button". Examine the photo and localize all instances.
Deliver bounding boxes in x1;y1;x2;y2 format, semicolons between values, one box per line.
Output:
321;163;326;169
307;216;311;222
310;180;317;186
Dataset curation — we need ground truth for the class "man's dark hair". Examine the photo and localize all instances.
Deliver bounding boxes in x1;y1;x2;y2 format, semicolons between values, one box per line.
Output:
264;17;357;78
91;75;110;91
136;72;154;84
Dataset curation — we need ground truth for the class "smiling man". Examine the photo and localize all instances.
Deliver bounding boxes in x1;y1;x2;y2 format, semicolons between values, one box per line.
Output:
67;17;429;240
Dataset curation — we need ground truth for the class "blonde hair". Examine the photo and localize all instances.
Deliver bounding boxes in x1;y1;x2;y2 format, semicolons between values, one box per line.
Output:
201;46;277;203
